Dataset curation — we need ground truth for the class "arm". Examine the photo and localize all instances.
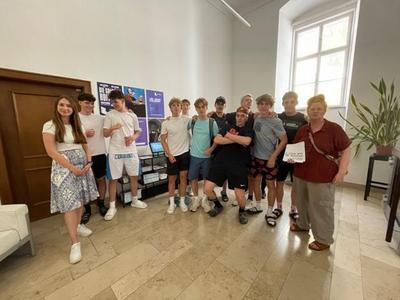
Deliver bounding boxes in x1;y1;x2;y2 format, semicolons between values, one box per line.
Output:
42;133;82;176
267;133;288;168
225;132;251;146
204;142;218;156
332;146;351;183
160;133;176;163
125;129;142;145
214;134;234;145
103;123;122;137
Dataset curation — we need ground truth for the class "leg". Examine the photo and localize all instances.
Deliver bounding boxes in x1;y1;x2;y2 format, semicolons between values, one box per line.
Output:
207;180;224;217
253;174;263;202
235;188;248;224
292;177;310;230
167;175;178;214
276;181;284;207
191;180;199;197
97;177;107;200
261;174;267;198
104;179;118;221
220;180;229;202
64;208;80;244
178;171;189;212
247;175;254;201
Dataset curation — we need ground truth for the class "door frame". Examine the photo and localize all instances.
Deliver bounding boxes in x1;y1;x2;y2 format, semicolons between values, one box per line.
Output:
0;67;91;206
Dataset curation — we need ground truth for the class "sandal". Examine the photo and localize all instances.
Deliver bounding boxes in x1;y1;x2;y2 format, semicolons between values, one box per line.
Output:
289;211;299;220
272;208;283;219
308;240;330;251
220;191;229;202
246;206;263;214
265;215;276;227
290;223;308;232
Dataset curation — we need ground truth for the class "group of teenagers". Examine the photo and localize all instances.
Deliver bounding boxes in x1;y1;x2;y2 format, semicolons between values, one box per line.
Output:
42;89;351;264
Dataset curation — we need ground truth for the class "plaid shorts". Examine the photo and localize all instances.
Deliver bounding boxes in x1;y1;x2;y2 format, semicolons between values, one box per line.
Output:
249;156;278;180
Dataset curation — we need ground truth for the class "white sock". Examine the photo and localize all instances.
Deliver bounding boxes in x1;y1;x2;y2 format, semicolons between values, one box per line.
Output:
180;197;185;204
267;206;274;216
132;195;138;202
255;201;262;210
169;196;175;205
110;201;116;209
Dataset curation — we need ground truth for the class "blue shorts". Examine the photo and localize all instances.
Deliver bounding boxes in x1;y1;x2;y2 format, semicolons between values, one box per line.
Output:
188;156;211;181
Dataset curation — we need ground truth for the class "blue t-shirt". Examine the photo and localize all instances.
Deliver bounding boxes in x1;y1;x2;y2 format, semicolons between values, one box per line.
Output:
189;119;219;158
251;117;286;160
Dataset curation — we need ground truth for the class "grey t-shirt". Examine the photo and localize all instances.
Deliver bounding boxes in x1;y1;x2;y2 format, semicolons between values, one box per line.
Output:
251;117;286;160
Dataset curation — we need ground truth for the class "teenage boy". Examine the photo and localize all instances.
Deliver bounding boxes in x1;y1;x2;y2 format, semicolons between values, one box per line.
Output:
188;98;219;212
181;99;191;118
204;107;254;224
160;98;191;214
275;92;307;220
103;89;147;221
248;94;287;227
208;96;229;202
78;93;108;222
225;94;254;128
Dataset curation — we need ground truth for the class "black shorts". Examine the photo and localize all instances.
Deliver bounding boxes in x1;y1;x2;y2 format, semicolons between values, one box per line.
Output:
92;154;107;179
167;151;190;175
249;156;278;180
277;159;294;182
206;160;248;190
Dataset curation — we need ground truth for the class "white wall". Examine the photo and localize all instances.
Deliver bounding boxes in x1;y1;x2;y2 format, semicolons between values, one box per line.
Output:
0;0;233;117
232;0;399;184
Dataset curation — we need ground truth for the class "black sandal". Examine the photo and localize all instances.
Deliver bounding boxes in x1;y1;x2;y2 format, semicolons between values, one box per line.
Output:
265;215;276;227
220;191;229;202
289;211;299;220
272;208;283;219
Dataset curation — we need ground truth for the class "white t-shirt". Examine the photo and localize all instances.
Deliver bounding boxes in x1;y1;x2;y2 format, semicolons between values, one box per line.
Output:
79;113;106;156
42;121;83;152
161;117;190;156
104;110;141;154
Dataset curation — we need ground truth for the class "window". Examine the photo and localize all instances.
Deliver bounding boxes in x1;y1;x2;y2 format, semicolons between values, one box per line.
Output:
291;11;355;108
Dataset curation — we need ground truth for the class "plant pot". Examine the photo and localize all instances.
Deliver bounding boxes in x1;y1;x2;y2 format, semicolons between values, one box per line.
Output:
375;145;394;156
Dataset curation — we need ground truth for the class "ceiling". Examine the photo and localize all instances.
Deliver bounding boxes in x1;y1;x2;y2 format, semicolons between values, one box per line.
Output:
225;0;277;14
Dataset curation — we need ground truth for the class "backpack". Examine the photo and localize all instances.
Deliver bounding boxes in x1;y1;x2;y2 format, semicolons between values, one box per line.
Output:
191;118;215;146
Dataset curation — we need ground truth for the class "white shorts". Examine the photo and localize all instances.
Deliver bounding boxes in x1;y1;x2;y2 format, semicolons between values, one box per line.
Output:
107;153;139;180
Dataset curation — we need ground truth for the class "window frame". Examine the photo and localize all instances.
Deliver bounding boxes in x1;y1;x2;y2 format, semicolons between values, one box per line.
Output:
290;7;357;109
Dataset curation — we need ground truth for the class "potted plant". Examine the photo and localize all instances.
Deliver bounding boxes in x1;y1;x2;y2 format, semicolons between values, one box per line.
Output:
340;78;400;156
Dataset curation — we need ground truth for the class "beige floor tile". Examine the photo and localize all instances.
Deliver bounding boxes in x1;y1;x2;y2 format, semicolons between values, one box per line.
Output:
337;220;359;240
278;260;331;300
360;241;400;269
176;261;251;300
45;242;159;300
361;255;400;300
333;234;361;275
125;263;192;300
329;266;363;300
91;287;118;300
111;239;193;300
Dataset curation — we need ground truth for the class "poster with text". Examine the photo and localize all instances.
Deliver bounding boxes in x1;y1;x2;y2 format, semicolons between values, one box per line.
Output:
136;118;148;146
148;119;165;143
97;82;122;115
123;86;146;117
146;90;164;118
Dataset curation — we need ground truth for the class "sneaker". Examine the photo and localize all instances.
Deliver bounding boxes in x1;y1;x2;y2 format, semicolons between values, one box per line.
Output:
97;200;108;217
239;211;248;224
104;207;117;221
209;205;223;217
131;199;148;209
69;242;82;264
232;199;238;206
190;197;200;212
201;196;211;213
77;224;93;237
179;200;188;212
167;203;176;214
220;191;229;202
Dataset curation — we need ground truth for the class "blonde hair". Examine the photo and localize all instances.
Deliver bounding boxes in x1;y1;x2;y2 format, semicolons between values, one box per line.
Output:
194;97;208;108
240;94;253;104
168;97;181;108
282;91;298;104
307;94;327;110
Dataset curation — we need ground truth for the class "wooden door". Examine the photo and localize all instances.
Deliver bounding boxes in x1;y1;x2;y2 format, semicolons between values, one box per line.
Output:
0;68;91;221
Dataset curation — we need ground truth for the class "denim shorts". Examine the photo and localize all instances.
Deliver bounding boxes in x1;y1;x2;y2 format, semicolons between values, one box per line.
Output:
188;156;211;181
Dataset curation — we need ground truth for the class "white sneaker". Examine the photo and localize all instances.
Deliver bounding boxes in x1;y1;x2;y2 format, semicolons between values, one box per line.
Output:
104;207;117;221
232;199;238;206
190;197;200;212
179;200;188;212
77;224;92;237
69;242;82;264
131;199;148;209
167;202;176;214
201;196;211;213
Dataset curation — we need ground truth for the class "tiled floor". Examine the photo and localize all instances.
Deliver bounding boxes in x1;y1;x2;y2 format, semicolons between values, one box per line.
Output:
1;185;399;300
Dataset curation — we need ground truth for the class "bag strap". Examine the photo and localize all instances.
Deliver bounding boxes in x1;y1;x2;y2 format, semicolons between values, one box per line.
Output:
208;118;214;146
308;131;336;162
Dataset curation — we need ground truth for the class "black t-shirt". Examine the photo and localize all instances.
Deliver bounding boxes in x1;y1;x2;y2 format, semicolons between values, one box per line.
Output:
209;112;227;130
214;122;254;165
278;112;307;143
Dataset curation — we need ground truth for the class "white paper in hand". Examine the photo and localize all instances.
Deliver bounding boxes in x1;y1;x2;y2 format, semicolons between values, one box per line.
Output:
283;141;306;163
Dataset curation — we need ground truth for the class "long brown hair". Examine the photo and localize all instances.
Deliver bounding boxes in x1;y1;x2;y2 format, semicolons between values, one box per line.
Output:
52;96;87;144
